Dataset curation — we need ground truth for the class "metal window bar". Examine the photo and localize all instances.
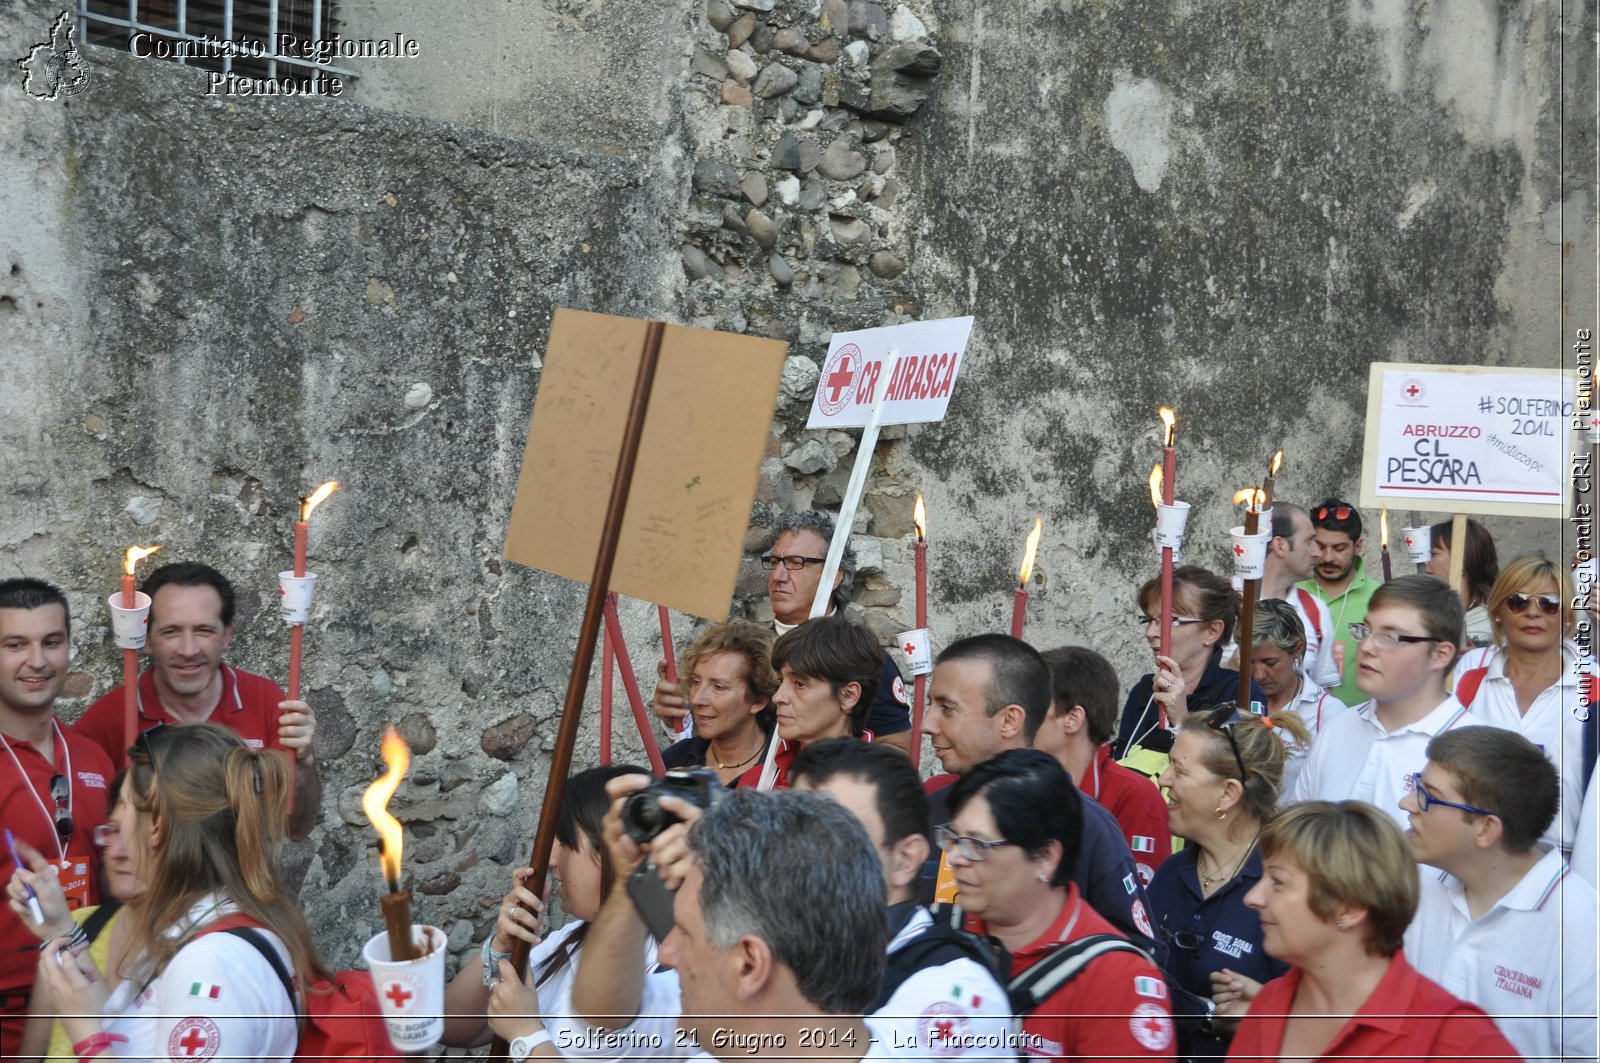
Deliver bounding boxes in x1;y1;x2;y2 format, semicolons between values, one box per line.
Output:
78;0;358;80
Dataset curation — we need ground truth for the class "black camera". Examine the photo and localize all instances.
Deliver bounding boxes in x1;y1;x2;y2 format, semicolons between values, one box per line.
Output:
621;767;724;843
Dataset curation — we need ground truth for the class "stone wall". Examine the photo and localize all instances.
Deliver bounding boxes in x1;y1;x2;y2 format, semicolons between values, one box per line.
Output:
2;0;1595;988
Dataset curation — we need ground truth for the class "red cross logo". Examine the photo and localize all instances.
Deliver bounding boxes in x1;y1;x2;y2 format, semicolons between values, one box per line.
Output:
179;1029;208;1056
168;1017;219;1061
1404;383;1420;398
1401;378;1426;402
1233;543;1245;557
932;1020;955;1041
386;982;414;1008
817;343;863;417
903;641;916;654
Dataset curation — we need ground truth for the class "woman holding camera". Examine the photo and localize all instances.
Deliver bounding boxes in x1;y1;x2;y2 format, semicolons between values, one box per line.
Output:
443;763;657;1051
659;621;779;788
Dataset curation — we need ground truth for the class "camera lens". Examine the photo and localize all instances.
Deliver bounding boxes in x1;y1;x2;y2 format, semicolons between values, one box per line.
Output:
623;792;668;843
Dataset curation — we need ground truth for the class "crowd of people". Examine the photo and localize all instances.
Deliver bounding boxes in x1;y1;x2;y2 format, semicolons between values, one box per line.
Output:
1;501;1596;1061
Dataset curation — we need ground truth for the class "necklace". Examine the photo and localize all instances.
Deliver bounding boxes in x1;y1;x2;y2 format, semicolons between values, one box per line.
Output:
714;740;764;770
1199;829;1261;891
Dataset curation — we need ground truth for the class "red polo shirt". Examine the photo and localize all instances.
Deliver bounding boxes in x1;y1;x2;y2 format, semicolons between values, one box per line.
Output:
969;885;1176;1059
1229;950;1522;1060
72;665;288;770
1085;743;1172;884
0;721;113;1055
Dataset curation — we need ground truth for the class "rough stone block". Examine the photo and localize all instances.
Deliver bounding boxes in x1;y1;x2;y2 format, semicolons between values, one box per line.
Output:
706;0;737;31
848;1;888;39
726;48;758;84
740;172;769;205
721;81;754;107
819;138;868;180
693;157;743;197
727;12;757;46
746;208;779;249
481;714;537;760
753;62;799;99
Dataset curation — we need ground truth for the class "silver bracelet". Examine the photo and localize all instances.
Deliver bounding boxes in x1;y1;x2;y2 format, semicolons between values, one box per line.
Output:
481;936;513;986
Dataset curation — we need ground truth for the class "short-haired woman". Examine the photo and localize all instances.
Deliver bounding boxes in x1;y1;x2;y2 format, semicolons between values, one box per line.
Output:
762;613;883;789
1226;800;1520;1060
1424;518;1499;646
1248;601;1348;796
659;620;779;788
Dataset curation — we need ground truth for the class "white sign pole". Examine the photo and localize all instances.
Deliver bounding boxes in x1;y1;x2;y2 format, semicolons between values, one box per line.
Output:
757;348;903;791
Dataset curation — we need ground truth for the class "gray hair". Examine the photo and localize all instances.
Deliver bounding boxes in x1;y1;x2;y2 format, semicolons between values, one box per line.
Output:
772;510;856;609
688;789;887;1014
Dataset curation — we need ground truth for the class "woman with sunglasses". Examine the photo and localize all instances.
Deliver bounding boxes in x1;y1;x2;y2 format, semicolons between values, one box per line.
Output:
1227;801;1519;1061
1448;556;1588;849
1114;566;1266;761
26;723;325;1062
1147;704;1304;1060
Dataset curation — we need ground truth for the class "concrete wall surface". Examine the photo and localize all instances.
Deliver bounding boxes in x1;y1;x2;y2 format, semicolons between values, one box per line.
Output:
2;0;1594;977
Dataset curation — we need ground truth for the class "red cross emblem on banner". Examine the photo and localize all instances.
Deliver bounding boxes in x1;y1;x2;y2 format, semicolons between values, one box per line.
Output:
818;343;864;417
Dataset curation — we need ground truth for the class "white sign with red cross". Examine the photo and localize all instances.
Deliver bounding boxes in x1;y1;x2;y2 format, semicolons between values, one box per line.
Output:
805;317;974;429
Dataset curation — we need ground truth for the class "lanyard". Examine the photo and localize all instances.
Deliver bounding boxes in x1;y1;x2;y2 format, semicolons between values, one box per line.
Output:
0;719;73;861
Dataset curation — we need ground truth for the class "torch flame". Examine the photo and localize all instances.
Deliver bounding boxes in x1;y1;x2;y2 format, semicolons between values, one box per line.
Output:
1159;407;1176;447
913;495;926;541
362;726;411;886
301;481;340;521
1017;517;1042;587
1269;450;1283;477
124;545;161;576
1232;488;1266;509
1149;464;1164;508
1380;509;1389;549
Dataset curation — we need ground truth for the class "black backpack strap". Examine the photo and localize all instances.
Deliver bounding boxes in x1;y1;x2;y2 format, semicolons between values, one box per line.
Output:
875;910;1007;1013
1007;933;1152;1015
221;926;302;1026
81;899;122;943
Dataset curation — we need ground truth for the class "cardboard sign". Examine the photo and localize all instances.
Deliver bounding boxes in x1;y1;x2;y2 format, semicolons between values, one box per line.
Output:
805;316;974;429
503;310;787;621
1359;363;1576;518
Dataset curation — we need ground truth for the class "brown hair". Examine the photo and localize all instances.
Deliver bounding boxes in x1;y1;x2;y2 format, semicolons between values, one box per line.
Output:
679;619;780;732
122;723;327;986
1426;727;1558;854
1429;519;1499;608
1259;801;1417;957
1138;566;1240;653
1178;705;1309;825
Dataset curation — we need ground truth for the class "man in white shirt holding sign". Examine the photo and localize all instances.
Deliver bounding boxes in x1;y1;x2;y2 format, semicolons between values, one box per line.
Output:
1289;575;1478;826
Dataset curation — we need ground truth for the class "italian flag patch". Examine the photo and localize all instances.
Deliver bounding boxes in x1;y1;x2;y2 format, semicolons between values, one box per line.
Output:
1134;976;1166;999
188;982;222;1000
1131;835;1156;853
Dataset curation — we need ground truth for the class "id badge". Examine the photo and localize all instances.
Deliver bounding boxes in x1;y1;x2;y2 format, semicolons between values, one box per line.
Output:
1333;640;1347;678
55;856;92;910
934;851;960;905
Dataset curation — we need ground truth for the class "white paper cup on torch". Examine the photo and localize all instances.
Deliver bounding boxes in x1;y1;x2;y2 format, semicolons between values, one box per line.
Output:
362;926;445;1053
278;572;317;625
1402;527;1431;564
1154;501;1191;550
896;628;933;676
1151;529;1184;563
107;591;152;650
1229;526;1272;581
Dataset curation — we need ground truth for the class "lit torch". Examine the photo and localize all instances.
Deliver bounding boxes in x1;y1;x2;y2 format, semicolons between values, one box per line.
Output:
1010;517;1042;640
363;726;419;961
1233;487;1266;710
121;545;161;748
912;495;928;737
1380;509;1392;583
287;481;338;703
1262;450;1283;513
1157;408;1179;659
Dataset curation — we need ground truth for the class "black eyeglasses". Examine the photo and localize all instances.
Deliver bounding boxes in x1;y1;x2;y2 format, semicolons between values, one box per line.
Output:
1159;925;1204;951
131;723;172;797
1348;623;1439;651
1137;615;1207;628
48;774;72;840
1504;593;1561;618
760;554;826;572
1409;773;1493;817
1205;704;1249;782
935;824;1018;863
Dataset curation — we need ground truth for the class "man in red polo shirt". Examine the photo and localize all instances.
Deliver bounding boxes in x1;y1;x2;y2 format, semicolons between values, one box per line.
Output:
71;562;320;840
1037;646;1172;884
0;579;113;1057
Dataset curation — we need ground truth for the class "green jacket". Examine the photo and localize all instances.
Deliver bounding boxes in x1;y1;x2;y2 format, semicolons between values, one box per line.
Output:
1295;558;1383;707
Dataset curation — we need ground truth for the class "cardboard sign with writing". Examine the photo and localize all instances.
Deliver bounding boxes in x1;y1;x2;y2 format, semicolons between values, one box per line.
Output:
503;309;787;620
1359;362;1576;518
805;316;974;429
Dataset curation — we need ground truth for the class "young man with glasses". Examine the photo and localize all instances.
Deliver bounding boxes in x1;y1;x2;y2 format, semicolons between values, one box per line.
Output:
0;579;113;1057
1401;726;1597;1062
1287;575;1477;829
651;511;913;753
1293;499;1382;706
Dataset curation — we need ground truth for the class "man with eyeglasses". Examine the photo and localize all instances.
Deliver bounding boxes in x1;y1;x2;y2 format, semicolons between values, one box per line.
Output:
0;579;113;1057
1287;574;1478;829
651;511;913;753
1293;499;1382;706
1400;727;1597;1062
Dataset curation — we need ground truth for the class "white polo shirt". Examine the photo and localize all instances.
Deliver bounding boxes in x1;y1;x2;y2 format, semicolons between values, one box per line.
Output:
1405;851;1599;1063
1276;678;1349;801
873;906;1012;1061
1450;646;1590;851
1287;695;1476;828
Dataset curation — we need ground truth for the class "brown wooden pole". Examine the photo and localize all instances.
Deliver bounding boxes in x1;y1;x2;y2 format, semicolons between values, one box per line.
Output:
488;320;665;1063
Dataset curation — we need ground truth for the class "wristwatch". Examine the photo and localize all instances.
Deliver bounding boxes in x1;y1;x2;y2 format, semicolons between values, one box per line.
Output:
510;1029;553;1061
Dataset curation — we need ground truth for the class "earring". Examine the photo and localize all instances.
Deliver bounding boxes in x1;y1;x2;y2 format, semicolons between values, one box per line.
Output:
1214;807;1227;821
1335;918;1345;929
1037;873;1049;883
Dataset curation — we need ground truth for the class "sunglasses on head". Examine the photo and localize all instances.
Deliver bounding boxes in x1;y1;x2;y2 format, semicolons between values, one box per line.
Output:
1314;505;1352;521
1204;704;1250;783
49;773;72;841
1503;593;1561;618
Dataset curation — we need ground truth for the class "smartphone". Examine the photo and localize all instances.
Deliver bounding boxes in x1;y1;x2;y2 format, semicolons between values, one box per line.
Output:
625;862;677;941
